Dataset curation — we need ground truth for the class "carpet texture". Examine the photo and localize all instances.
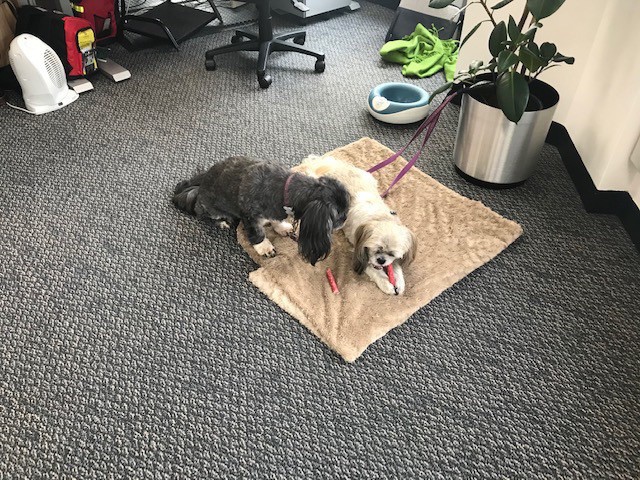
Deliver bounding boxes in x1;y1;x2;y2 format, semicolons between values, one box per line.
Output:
1;1;639;478
239;137;523;362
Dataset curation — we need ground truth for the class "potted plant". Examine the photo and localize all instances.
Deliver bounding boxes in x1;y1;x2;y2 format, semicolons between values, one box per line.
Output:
428;0;574;186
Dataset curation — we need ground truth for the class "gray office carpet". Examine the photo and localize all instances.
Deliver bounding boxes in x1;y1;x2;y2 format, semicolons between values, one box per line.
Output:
1;2;639;478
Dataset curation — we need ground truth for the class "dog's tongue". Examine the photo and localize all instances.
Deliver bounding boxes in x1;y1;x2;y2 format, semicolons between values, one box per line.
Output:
384;264;396;287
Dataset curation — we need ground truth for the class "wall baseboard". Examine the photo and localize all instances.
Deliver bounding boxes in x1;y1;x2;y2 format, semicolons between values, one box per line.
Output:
546;122;640;253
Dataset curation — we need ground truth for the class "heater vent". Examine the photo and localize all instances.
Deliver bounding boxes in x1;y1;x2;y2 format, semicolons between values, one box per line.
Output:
43;48;65;89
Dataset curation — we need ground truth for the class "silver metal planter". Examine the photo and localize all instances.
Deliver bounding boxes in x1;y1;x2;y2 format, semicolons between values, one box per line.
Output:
453;79;560;186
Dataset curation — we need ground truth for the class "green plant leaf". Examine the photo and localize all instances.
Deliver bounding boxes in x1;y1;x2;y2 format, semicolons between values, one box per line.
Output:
497;71;530;123
429;0;457;8
431;81;454;98
508;15;521;42
497;51;519;73
540;42;557;60
519;45;546;72
489;21;507;57
492;0;516;9
526;0;566;20
553;53;575;64
468;80;493;90
459;20;490;49
527;41;540;56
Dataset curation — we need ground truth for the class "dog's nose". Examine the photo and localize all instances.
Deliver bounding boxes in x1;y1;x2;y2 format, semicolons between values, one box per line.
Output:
376;257;386;265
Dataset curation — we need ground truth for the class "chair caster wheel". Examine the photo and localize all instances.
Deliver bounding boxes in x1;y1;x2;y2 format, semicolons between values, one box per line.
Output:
314;59;325;73
293;34;305;45
231;35;242;44
205;58;217;71
258;72;272;89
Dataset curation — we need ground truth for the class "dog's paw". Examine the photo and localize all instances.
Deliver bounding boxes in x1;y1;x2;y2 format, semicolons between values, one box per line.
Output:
253;239;276;258
273;221;294;237
394;274;406;296
378;280;397;296
216;220;231;229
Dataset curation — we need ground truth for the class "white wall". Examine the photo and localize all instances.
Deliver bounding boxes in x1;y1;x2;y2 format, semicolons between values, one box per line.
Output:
456;0;640;207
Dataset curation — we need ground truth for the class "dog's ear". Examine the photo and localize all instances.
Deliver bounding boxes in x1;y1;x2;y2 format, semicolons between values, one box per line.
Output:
398;228;417;267
318;177;350;214
298;200;333;266
353;224;372;274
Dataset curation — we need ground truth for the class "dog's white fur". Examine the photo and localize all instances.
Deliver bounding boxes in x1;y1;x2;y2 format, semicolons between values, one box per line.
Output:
294;156;416;295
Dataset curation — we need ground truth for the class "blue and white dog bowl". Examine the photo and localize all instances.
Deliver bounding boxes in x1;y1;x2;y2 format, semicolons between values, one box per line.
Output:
368;82;430;124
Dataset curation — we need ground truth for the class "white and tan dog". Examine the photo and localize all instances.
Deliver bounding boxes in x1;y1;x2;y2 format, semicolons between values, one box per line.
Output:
295;156;416;295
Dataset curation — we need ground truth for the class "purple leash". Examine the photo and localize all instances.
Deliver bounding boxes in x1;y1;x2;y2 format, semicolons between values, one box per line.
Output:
368;90;461;198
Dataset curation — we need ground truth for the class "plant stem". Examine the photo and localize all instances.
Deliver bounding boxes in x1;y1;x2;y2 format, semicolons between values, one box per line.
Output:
511;6;531;79
517;5;530;31
478;0;498;27
533;64;559;80
455;0;480;18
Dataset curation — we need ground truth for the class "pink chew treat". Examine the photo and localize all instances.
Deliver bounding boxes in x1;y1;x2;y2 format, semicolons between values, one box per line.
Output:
326;268;339;294
384;264;396;287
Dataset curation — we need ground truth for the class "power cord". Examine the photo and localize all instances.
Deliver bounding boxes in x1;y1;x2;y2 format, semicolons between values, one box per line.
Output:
0;87;31;113
5;102;34;114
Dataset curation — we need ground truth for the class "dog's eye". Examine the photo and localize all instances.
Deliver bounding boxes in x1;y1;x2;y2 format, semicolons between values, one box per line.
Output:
390;210;397;215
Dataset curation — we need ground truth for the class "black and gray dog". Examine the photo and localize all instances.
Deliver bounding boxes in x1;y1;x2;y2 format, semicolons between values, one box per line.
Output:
173;156;350;266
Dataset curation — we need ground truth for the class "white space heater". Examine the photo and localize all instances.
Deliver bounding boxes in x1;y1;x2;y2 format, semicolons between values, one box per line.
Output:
9;34;78;115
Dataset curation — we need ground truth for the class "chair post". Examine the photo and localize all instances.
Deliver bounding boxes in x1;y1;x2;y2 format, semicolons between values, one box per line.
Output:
256;0;274;41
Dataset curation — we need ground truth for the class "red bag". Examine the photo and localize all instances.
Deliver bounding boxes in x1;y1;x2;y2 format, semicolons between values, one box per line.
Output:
64;16;97;78
71;0;119;43
15;6;97;79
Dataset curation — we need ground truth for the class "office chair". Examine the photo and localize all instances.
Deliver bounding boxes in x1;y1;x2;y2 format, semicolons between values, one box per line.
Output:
204;0;325;89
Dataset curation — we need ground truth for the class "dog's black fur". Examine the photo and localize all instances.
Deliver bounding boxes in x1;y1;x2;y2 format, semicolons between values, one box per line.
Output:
173;156;349;266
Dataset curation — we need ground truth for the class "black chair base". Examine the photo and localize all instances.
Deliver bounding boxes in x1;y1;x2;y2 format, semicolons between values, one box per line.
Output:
205;29;325;88
204;0;325;88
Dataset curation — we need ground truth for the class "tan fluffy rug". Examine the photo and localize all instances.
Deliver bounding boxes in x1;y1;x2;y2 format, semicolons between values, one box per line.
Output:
238;137;523;362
